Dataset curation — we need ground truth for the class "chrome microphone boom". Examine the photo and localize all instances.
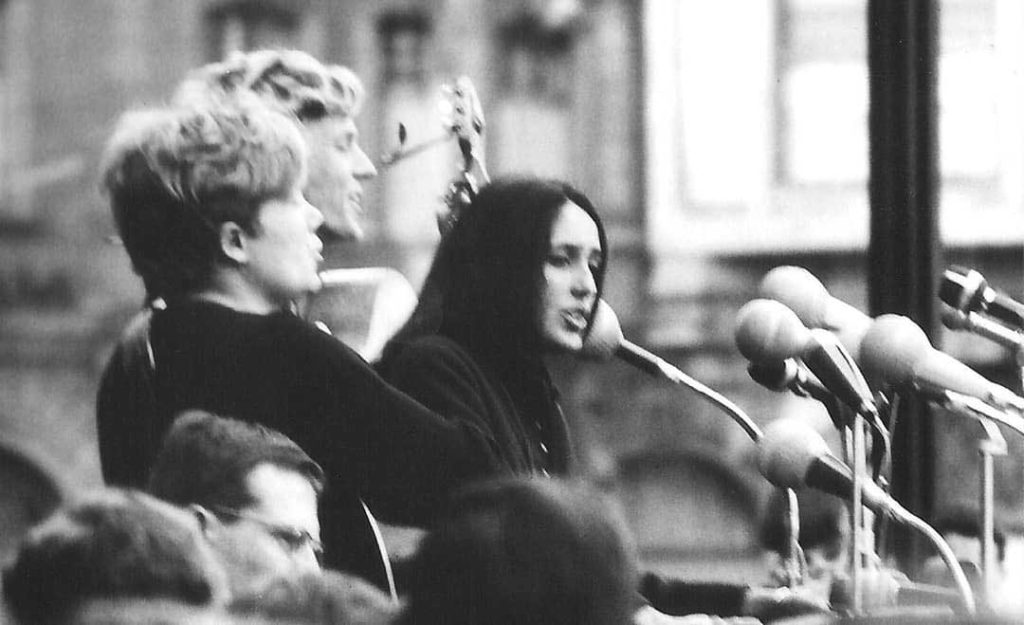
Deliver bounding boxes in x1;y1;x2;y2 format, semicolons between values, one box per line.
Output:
582;300;763;441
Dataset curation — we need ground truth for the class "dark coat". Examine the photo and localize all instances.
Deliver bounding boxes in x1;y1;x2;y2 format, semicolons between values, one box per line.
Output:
377;334;572;477
96;300;501;590
378;334;751;618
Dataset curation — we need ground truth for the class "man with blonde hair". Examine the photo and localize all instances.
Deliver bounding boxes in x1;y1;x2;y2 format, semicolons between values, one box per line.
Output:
174;49;417;363
95;95;498;591
175;49;377;241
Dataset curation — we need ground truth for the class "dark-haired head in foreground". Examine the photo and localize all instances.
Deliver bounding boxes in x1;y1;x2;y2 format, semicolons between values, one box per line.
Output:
399;477;638;625
2;488;227;625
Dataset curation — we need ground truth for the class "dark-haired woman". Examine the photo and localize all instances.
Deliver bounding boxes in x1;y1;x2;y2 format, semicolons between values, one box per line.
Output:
378;177;605;479
378;176;827;620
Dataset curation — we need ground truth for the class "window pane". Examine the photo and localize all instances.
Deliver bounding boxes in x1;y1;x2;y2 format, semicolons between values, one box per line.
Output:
784;62;868;184
780;0;867;185
206;5;298;61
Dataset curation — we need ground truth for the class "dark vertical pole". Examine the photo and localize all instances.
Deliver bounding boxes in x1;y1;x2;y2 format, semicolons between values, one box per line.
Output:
867;0;942;572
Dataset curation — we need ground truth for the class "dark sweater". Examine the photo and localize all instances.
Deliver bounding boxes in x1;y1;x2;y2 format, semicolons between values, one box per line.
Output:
96;300;501;587
377;334;572;477
377;333;750;617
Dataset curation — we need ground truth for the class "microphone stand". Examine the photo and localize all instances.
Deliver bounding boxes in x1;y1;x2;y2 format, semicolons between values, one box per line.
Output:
783;488;804;588
617;342;763;441
823;337;881;615
619;343;815;586
897;509;978;615
851;413;867;613
935;389;1023;606
976;419;1007;606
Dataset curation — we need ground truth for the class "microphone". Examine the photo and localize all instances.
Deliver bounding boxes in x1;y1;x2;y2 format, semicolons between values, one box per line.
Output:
758;266;872;360
735;299;877;417
859;314;1024;414
941;306;1024;351
757;418;905;519
760;417;979;614
581;299;674;378
583;300;763;441
940;266;1024;330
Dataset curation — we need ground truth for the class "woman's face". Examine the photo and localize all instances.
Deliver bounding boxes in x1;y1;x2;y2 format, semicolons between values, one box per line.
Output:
242;185;325;308
536;201;602;352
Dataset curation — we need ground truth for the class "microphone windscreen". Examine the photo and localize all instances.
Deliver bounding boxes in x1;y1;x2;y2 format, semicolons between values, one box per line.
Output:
760;267;871;361
858;314;931;388
913;346;1008;402
759;266;832;328
757;418;832;490
734;299;810;362
579;299;623;361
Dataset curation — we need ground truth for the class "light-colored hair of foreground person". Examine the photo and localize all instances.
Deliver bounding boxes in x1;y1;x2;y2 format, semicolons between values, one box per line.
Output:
399;477;639;625
99;96;308;301
229;570;397;625
175;49;364;123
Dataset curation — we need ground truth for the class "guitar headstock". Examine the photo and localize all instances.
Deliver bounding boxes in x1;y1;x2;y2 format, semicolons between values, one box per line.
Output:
438;76;489;236
441;76;485;166
377;76;490;236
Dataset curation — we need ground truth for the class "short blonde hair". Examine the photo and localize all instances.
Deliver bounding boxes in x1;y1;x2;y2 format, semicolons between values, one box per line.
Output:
175;49;364;122
100;94;307;299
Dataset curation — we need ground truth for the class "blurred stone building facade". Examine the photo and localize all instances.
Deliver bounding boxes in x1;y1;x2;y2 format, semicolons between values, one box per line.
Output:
0;0;1021;582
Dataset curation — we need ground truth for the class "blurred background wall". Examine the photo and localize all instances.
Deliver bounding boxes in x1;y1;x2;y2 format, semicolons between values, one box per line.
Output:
0;0;1021;584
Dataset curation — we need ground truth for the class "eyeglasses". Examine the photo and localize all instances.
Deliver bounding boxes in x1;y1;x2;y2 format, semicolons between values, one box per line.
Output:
207;505;324;565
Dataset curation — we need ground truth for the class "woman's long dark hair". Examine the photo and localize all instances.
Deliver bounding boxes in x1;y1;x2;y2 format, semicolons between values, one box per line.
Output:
383;176;608;367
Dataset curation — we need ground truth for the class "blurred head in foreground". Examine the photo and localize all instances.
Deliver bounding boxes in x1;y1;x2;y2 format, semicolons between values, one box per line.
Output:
398;477;638;625
2;488;228;625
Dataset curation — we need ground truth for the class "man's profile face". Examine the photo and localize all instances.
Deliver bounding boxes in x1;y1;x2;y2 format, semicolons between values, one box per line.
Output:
241;462;322;573
200;462;322;597
301;116;377;241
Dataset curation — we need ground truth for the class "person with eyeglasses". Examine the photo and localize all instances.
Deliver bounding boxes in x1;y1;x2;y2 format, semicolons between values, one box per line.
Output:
147;410;328;597
205;504;325;567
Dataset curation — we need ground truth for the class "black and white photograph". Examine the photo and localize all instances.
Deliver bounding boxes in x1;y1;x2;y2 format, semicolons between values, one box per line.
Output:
1;1;1023;623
